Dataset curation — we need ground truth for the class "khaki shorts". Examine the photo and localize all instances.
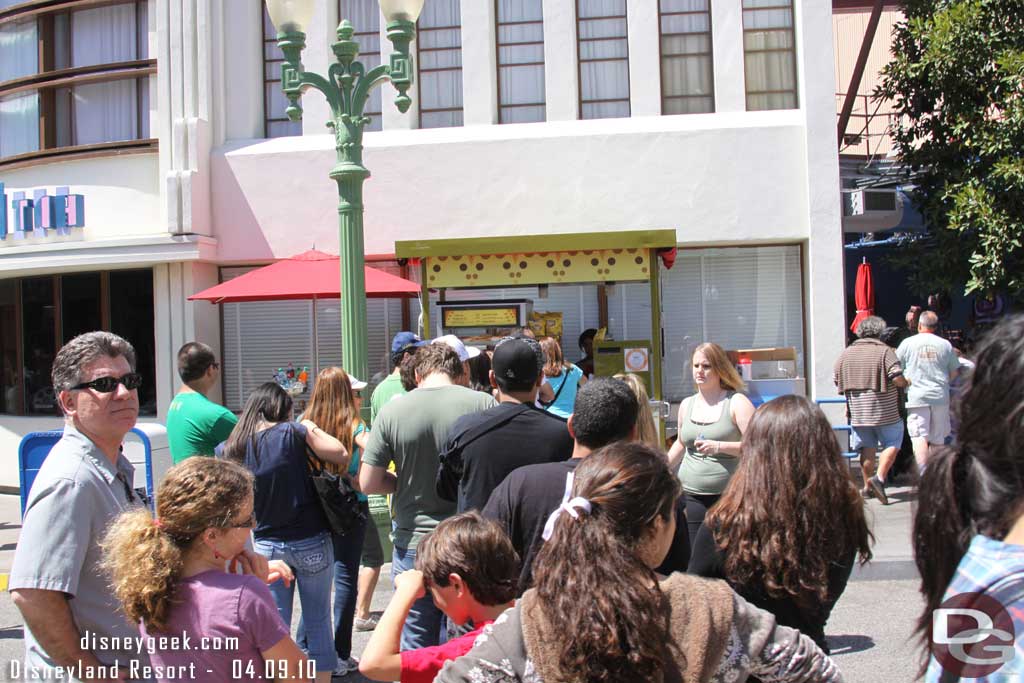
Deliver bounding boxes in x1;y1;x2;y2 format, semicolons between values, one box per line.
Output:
906;404;951;445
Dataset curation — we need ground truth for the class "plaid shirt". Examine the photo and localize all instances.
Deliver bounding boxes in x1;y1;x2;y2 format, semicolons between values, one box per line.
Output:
926;535;1024;682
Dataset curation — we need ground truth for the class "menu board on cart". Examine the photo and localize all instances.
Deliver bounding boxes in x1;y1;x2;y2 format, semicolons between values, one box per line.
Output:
442;306;520;328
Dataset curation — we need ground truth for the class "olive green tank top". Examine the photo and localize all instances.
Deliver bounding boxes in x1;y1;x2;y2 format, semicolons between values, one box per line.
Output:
677;392;744;495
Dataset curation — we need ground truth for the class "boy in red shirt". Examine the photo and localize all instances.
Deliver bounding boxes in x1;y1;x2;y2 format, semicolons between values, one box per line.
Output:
359;511;519;683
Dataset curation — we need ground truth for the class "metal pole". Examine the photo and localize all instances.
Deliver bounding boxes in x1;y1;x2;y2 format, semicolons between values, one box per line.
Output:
312;294;321;377
333;167;371;382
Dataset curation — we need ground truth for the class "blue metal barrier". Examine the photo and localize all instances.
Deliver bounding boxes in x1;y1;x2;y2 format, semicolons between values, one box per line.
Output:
18;428;156;518
815;397;858;460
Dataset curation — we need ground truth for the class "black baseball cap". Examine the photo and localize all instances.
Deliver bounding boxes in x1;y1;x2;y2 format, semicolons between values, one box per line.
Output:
492;337;543;390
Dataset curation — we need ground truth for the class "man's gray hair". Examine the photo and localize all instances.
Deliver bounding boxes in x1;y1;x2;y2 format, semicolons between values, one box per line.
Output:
855;316;887;339
919;310;939;330
52;331;137;392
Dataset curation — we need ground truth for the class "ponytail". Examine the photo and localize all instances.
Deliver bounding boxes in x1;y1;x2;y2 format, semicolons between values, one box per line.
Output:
102;509;187;631
532;443;680;682
101;457;254;632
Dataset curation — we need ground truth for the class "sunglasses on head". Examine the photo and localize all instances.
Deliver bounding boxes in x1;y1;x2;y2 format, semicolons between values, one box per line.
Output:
71;373;143;393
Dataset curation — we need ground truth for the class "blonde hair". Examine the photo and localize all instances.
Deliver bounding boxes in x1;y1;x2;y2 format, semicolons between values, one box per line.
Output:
693;342;745;392
540;336;571;378
614;373;660;451
102;458;253;631
305;366;363;474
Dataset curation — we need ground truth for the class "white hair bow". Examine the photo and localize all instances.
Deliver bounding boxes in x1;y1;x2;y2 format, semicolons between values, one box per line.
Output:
541;472;592;541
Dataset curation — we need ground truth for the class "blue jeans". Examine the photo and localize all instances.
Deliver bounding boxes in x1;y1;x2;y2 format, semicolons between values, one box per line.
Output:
392;544;448;650
296;511;367;660
255;533;337;672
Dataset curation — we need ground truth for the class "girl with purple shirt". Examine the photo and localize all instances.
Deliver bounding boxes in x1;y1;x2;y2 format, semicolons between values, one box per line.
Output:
103;457;312;681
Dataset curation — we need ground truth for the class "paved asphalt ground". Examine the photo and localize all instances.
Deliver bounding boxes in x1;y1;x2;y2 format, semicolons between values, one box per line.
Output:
0;468;924;682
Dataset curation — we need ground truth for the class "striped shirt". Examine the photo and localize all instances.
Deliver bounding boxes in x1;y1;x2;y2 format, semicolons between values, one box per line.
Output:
834;339;903;426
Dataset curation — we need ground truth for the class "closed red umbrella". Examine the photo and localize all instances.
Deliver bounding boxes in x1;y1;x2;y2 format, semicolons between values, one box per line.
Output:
188;249;420;303
850;260;874;333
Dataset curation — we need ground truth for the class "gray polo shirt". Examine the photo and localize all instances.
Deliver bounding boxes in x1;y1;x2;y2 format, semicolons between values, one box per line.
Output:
10;424;151;675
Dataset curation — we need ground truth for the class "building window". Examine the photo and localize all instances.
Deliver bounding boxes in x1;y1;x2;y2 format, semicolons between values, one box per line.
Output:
0;1;154;166
0;270;156;417
742;0;798;110
659;0;714;115
577;0;630;120
262;6;302;138
417;0;463;128
496;0;545;124
339;0;382;131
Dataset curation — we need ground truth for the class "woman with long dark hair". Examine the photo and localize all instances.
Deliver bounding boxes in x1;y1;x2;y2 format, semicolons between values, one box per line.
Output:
103;457;312;681
299;367;370;675
689;395;873;650
916;315;1024;680
222;381;347;680
437;442;843;682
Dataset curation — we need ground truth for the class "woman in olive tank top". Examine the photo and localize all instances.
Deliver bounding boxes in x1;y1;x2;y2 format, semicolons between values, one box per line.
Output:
667;343;755;549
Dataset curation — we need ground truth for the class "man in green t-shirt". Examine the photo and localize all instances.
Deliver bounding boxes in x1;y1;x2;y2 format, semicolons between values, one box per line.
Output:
166;342;237;463
370;331;428;424
360;342;496;650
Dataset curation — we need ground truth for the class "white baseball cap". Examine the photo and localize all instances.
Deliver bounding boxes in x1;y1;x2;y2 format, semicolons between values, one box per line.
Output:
432;334;481;362
349;376;368;391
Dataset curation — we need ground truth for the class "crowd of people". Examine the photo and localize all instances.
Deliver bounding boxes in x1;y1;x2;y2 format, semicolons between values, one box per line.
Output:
9;310;1024;682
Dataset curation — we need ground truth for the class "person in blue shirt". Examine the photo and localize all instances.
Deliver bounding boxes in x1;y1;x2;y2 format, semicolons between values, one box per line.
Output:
538;336;587;420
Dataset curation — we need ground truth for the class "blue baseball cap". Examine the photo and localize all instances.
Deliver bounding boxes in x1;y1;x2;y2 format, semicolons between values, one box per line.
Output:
391;331;428;354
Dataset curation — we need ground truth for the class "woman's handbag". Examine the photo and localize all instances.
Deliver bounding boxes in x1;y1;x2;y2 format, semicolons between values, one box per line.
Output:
306;447;367;536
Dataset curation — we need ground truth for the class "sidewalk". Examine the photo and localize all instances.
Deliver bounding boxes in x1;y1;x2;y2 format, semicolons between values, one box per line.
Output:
0;481;923;682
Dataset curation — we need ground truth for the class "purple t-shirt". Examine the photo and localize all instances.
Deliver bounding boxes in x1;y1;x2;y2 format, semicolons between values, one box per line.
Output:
142;571;289;682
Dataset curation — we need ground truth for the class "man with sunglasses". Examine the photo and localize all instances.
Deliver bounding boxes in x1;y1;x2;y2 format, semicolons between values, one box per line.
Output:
166;341;237;463
10;331;152;681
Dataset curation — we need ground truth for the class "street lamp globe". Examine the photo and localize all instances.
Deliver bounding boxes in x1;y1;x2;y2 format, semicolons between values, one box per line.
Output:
265;0;315;34
378;0;425;23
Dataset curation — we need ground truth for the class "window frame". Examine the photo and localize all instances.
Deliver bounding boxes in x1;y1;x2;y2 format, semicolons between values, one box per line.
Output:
657;0;715;115
0;0;156;170
575;0;631;120
416;0;464;129
741;0;799;111
495;0;546;124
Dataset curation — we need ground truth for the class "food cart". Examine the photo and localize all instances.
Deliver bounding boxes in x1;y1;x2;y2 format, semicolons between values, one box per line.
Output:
395;229;677;421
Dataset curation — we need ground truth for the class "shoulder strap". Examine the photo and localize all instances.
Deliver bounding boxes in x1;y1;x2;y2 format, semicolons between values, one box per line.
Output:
449;403;534;453
542;372;569;409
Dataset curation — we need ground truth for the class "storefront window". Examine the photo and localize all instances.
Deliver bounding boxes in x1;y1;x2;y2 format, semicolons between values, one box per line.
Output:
0;280;19;414
0;269;155;416
22;277;58;415
110;270;156;415
62;273;102;343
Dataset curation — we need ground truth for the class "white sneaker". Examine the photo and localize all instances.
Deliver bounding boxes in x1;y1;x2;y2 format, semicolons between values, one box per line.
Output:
332;657;359;677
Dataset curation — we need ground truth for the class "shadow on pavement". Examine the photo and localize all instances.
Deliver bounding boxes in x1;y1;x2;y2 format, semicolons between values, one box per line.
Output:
827;634;875;655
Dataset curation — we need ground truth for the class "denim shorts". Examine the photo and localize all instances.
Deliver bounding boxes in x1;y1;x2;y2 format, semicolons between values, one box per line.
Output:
850;420;905;451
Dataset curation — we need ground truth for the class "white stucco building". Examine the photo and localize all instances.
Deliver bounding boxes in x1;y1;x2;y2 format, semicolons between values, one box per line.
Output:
0;0;843;489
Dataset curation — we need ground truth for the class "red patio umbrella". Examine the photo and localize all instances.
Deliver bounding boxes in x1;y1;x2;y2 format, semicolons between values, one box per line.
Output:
188;249;420;303
189;249;421;374
850;259;874;333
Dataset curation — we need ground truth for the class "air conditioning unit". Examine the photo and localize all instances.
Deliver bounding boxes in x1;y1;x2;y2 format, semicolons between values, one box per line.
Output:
841;188;903;233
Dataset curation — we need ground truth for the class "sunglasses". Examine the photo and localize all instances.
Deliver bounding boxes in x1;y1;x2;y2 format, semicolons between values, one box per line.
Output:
71;373;143;393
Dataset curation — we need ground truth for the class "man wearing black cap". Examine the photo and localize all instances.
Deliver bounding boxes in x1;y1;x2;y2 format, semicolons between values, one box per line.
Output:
371;331;428;424
437;336;573;513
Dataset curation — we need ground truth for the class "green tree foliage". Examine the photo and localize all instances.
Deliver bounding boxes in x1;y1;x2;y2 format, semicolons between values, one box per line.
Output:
878;0;1024;297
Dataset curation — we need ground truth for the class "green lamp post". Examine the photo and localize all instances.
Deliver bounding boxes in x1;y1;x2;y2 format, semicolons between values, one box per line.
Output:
265;0;425;383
